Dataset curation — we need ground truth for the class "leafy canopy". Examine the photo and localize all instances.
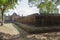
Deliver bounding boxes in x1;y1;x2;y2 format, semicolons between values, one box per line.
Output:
28;0;60;14
0;0;18;11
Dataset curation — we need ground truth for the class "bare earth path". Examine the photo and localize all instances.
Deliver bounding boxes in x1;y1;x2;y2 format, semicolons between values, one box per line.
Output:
0;23;20;35
1;23;60;40
0;23;29;40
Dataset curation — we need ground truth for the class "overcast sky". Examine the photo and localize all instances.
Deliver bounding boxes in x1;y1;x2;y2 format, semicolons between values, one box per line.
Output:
5;0;39;16
5;0;60;16
57;5;60;13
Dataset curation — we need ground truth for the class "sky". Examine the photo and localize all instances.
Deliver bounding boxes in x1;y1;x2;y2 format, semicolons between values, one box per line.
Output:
5;0;39;16
5;0;60;16
57;5;60;13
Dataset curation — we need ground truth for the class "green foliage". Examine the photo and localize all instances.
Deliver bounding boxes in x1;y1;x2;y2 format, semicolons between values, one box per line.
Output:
0;0;18;26
0;0;18;11
37;1;54;14
28;0;60;14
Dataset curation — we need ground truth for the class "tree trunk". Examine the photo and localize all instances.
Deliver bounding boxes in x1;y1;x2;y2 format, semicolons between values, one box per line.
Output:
1;11;4;26
0;5;6;26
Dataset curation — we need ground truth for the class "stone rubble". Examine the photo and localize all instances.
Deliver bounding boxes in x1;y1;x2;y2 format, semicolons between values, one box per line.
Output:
1;32;60;40
0;32;20;40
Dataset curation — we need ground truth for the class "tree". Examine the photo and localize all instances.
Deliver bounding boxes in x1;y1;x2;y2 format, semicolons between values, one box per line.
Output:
38;1;55;14
28;0;60;14
0;0;18;26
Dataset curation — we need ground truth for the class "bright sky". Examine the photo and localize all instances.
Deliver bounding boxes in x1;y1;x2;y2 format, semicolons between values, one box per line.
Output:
5;0;60;16
5;0;39;16
57;5;60;13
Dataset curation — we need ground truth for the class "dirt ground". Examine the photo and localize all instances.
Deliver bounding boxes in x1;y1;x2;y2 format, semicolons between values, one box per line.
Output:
0;23;19;35
0;23;60;40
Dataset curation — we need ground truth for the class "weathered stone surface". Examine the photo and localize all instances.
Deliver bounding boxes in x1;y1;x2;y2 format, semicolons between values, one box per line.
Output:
26;32;60;40
0;32;20;40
